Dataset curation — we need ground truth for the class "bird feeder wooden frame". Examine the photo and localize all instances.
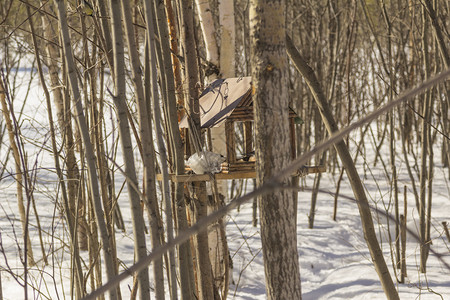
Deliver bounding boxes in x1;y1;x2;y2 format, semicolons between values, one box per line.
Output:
173;77;324;181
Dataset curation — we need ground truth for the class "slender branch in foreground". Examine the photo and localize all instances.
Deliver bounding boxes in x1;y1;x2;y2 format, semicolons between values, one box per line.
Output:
82;67;450;300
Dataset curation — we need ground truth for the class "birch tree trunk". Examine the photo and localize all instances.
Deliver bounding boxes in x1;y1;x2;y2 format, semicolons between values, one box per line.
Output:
219;0;235;78
109;0;151;298
179;0;216;298
250;1;302;299
195;0;219;71
196;1;233;297
39;2;85;251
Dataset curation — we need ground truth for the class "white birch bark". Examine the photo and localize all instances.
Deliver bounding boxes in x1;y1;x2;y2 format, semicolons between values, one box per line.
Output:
205;3;236;298
195;0;219;69
213;0;236;162
219;0;235;77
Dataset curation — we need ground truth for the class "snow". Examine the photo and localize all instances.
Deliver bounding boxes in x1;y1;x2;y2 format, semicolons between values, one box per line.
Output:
228;173;450;299
0;69;449;299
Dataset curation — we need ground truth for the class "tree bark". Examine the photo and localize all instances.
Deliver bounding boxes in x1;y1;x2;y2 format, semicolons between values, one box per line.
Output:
0;77;36;269
153;0;197;298
143;1;178;297
195;1;235;297
250;1;302;299
54;1;119;299
39;0;85;251
195;0;219;71
219;0;235;78
110;0;151;298
419;7;432;272
122;0;166;298
179;0;216;299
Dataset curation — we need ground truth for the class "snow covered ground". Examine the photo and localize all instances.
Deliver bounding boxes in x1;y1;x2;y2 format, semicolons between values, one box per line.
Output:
229;170;450;299
0;69;449;299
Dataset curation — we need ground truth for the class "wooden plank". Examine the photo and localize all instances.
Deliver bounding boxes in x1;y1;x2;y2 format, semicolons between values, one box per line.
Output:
227;109;296;122
237;89;253;107
244;121;253;154
156;166;326;182
225;121;236;163
156;171;257;182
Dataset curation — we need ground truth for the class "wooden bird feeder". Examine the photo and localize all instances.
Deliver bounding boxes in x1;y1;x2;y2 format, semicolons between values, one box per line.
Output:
161;77;325;182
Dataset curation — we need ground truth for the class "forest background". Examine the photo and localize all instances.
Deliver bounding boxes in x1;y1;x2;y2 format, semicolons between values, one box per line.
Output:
0;0;449;299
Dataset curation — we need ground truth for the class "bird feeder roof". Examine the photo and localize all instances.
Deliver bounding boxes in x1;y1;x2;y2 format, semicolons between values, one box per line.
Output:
179;77;252;128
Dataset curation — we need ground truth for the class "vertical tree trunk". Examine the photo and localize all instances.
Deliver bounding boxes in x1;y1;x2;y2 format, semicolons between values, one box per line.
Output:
250;1;302;299
195;0;219;72
40;4;85;251
219;0;235;78
215;4;235;296
179;0;216;298
54;1;119;299
109;0;151;298
143;1;178;297
153;0;197;298
94;0;114;69
419;6;432;272
121;0;166;298
379;1;401;270
164;0;185;123
195;1;234;297
0;77;36;270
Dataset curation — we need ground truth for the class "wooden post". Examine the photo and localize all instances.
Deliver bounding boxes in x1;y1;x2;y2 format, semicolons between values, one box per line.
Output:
244;121;253;155
225;121;236;163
